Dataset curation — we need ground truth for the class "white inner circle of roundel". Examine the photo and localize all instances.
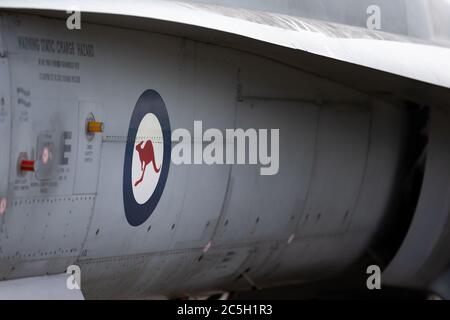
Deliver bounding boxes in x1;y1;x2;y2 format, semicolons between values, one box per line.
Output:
131;113;164;205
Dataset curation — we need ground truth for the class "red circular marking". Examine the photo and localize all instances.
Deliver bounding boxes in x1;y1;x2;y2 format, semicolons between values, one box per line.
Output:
42;147;49;164
0;198;7;215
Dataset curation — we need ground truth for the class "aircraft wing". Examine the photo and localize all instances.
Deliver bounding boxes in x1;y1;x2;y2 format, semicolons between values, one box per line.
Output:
1;0;450;300
1;0;450;89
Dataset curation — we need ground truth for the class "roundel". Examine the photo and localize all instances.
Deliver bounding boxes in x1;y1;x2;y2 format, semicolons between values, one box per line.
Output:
123;90;171;226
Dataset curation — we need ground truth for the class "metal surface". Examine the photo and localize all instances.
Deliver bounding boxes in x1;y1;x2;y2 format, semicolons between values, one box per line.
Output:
1;0;450;88
384;107;450;289
0;2;448;299
0;274;84;299
0;12;409;298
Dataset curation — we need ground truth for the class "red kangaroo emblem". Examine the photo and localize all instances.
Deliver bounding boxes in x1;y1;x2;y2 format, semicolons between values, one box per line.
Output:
134;140;160;187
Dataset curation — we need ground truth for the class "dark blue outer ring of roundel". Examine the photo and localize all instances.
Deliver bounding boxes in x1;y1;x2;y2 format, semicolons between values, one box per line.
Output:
123;89;171;227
